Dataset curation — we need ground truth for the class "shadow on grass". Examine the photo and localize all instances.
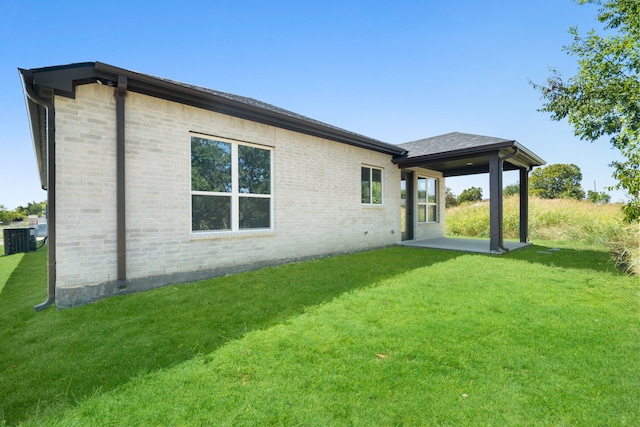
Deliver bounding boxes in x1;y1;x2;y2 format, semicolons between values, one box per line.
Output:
0;246;460;425
504;243;621;274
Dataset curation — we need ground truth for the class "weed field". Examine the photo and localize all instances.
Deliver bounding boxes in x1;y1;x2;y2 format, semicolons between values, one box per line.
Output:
447;196;638;274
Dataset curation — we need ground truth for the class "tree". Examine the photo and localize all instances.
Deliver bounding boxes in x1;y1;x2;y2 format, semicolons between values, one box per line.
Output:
503;183;520;197
0;204;11;223
587;190;612;204
0;205;27;223
532;0;640;221
445;187;459;208
458;186;483;203
530;164;586;200
25;201;46;216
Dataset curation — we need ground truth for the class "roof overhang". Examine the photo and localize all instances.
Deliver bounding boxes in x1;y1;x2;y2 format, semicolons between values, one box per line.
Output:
18;62;405;169
393;132;546;176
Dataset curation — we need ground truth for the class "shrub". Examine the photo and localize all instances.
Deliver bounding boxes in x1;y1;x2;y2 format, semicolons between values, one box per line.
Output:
608;223;640;275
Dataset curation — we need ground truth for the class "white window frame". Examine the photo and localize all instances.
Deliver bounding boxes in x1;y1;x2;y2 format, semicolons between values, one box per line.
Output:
417;176;439;223
191;134;273;233
361;165;384;206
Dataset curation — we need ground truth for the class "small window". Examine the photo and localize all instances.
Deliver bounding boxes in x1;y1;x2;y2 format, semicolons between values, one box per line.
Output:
418;176;438;223
191;135;272;232
361;166;383;205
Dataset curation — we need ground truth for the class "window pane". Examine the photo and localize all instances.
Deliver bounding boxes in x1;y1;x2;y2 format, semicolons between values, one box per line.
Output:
418;205;427;223
372;168;382;204
238;145;271;194
428;205;437;222
428;178;437;203
239;197;271;229
361;167;371;203
417;178;427;203
191;137;231;192
192;195;231;231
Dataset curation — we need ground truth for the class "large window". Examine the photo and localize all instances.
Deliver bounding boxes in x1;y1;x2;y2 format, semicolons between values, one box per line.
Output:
361;166;383;205
417;176;438;223
191;136;272;232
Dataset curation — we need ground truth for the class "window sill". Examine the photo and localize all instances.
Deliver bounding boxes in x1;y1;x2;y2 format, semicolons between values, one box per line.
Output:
190;229;276;241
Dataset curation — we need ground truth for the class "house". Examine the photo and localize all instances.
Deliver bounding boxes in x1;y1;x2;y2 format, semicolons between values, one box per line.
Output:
19;62;545;309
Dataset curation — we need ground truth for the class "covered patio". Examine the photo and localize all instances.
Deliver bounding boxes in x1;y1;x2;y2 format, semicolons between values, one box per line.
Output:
394;132;546;253
399;237;530;254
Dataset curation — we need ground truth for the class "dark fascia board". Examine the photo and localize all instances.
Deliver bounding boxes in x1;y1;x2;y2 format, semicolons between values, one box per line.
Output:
20;62;98;98
393;142;509;167
18;71;48;189
21;62;405;156
393;140;545;170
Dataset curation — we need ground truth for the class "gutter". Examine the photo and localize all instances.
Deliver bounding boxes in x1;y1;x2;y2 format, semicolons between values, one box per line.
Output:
21;75;56;311
116;76;127;286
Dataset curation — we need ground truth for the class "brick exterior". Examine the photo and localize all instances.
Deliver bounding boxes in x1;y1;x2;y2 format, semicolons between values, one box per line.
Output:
53;84;445;307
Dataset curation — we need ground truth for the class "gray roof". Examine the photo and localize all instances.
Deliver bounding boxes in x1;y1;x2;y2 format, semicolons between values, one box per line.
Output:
394;132;546;176
398;132;515;158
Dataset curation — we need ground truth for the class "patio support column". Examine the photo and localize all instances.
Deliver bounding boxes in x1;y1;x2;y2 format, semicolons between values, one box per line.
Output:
489;153;503;252
519;167;529;243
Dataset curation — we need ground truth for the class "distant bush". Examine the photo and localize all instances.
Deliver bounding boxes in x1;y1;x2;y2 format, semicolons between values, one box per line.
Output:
458;186;483;203
587;190;611;204
445;187;459;208
503;184;519;197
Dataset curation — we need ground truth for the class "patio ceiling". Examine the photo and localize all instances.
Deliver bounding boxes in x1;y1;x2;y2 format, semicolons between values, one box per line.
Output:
393;132;546;176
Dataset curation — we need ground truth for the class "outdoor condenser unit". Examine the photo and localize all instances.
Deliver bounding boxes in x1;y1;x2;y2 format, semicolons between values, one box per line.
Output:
3;228;36;256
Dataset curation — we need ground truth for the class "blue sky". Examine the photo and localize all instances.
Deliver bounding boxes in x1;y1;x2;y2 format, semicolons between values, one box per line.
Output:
0;0;628;209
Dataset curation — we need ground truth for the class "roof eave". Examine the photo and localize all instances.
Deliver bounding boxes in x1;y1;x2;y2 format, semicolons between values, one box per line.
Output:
22;61;405;156
19;70;48;189
393;139;546;172
393;140;514;167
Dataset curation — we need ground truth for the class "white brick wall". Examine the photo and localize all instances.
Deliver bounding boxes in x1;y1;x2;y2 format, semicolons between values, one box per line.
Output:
56;84;118;287
53;84;444;306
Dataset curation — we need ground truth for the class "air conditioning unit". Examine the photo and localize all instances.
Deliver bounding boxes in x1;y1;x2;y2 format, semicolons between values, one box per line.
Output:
3;228;36;256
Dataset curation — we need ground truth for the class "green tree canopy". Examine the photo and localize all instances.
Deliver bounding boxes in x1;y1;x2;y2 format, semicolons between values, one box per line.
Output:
530;163;586;200
503;183;520;197
587;190;612;204
0;204;11;223
458;186;483;204
532;0;640;221
444;187;459;208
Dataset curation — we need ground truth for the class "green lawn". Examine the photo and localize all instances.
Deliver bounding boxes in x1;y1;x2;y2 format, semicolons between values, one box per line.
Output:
0;245;22;295
2;242;639;426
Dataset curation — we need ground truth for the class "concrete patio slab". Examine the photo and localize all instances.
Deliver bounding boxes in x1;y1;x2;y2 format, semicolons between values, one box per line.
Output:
398;237;531;254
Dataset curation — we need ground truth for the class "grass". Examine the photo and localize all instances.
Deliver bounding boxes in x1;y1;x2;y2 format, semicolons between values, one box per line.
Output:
2;241;638;426
0;246;458;425
0;246;23;295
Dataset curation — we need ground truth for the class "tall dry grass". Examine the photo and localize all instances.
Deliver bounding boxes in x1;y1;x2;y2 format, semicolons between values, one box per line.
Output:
446;196;638;274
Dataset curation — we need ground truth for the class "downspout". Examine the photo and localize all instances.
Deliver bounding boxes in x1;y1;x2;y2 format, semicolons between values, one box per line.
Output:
116;76;127;287
498;147;519;253
23;81;56;311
